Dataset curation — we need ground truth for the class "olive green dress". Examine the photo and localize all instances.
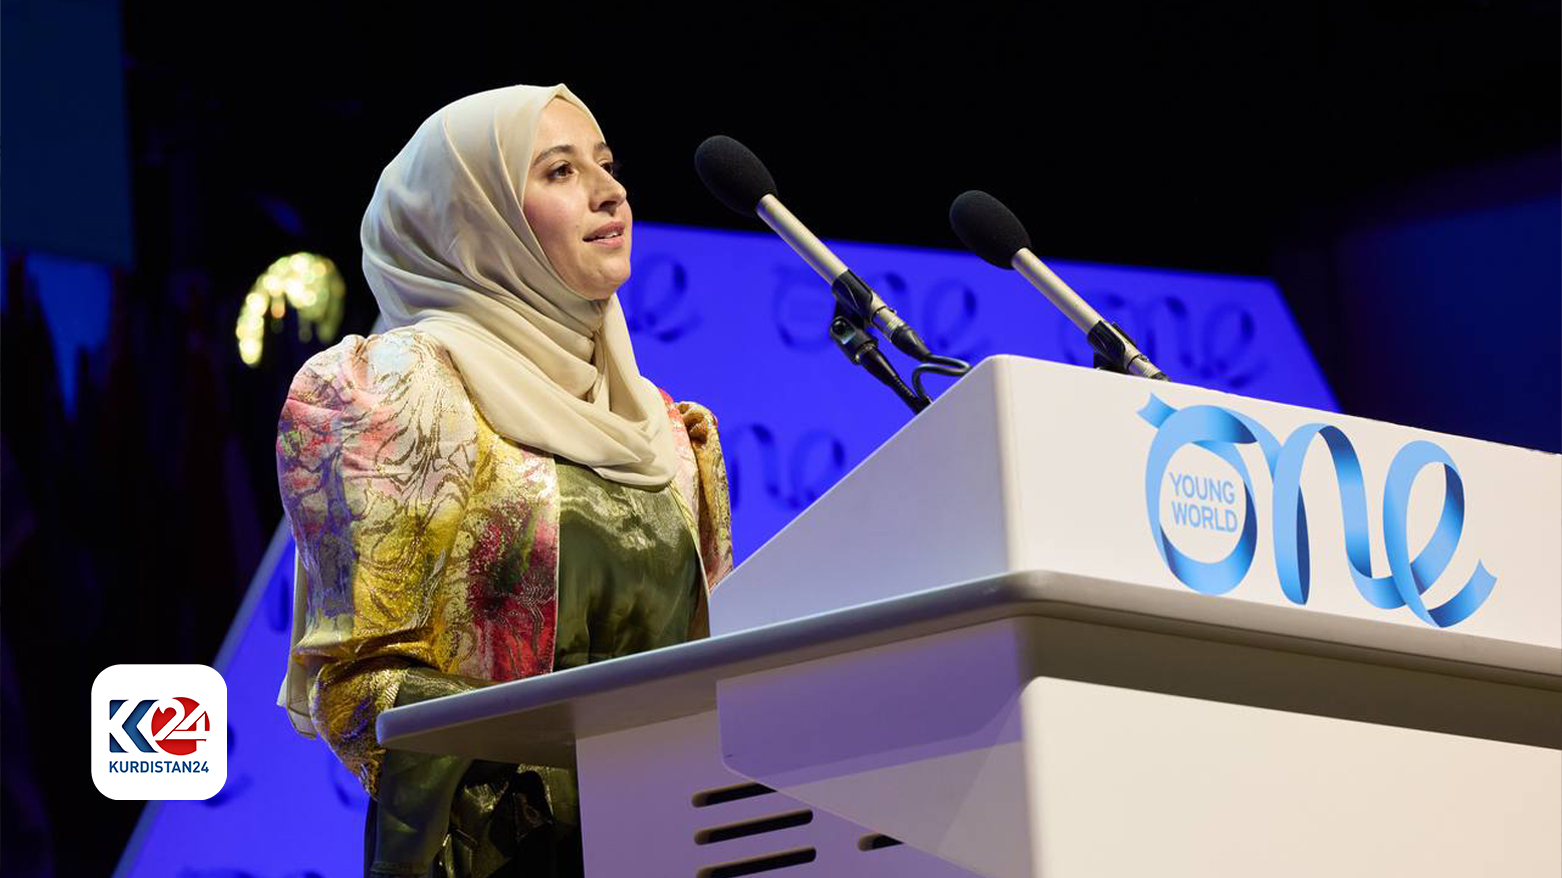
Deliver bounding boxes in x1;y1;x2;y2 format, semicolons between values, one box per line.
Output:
363;457;705;878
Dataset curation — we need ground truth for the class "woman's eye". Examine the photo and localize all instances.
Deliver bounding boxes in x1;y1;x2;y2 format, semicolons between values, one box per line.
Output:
602;160;622;179
547;162;573;179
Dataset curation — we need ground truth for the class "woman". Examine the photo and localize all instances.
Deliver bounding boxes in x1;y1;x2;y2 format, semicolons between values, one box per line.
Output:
275;83;734;877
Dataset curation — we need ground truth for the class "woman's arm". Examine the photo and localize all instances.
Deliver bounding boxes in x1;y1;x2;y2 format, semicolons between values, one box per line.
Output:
278;328;481;799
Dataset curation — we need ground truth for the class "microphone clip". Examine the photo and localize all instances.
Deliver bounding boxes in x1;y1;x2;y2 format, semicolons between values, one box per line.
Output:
830;270;934;362
1089;321;1167;381
829;304;928;413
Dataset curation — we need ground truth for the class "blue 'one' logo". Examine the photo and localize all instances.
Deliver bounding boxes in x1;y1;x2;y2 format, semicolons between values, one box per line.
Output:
1139;394;1495;628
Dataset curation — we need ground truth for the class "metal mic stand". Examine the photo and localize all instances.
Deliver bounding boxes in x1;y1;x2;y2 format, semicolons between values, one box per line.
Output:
828;303;928;413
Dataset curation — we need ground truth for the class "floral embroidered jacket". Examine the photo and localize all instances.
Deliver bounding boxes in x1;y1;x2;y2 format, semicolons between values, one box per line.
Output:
276;327;734;800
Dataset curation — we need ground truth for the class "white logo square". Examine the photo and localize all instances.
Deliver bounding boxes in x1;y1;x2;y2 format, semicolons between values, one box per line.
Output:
91;664;227;800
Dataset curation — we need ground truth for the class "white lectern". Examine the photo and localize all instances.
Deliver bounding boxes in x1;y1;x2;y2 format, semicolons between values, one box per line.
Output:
381;356;1562;878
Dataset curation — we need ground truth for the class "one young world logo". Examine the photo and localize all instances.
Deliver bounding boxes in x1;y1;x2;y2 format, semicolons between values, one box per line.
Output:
92;664;227;800
1138;394;1495;628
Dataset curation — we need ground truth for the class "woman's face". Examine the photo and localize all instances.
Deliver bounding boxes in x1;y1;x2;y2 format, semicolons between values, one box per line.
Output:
523;98;631;301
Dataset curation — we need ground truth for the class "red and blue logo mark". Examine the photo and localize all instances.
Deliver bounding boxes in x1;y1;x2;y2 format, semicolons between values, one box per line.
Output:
107;697;210;756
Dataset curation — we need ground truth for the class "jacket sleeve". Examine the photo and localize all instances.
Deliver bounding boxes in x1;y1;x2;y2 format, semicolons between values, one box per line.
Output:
276;329;484;800
674;399;735;590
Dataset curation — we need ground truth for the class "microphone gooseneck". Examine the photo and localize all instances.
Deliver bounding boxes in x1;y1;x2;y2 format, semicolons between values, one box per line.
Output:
950;189;1168;381
755;194;848;281
695;135;970;413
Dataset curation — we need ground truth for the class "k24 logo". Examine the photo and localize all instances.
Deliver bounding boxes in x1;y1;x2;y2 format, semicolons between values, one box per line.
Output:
92;664;227;800
108;696;211;756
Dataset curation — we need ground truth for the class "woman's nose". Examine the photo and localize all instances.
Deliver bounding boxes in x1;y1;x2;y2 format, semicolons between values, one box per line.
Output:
590;168;627;211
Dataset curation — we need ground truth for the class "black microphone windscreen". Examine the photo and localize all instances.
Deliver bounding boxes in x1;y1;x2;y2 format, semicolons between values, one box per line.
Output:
694;135;777;216
949;190;1032;268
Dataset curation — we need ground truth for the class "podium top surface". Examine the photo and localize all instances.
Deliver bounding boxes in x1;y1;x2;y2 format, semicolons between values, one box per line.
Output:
379;568;1561;766
709;356;1561;648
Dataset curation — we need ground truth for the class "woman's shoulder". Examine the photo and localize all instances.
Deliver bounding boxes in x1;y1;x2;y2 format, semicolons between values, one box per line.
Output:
286;326;465;409
277;326;481;474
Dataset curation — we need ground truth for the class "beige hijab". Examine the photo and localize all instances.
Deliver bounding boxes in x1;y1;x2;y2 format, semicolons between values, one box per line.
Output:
360;82;677;488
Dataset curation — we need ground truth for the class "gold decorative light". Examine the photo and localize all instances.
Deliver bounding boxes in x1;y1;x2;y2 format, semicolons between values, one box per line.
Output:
237;252;346;366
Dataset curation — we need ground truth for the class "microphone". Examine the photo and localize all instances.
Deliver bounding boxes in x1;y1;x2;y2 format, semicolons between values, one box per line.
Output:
694;135;933;362
949;190;1167;381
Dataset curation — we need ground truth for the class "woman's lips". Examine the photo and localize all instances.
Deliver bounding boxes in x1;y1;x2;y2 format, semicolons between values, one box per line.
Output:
585;220;626;246
587;233;625;249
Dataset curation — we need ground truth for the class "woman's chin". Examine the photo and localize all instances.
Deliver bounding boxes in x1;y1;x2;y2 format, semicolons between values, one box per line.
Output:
584;281;622;301
600;268;632;298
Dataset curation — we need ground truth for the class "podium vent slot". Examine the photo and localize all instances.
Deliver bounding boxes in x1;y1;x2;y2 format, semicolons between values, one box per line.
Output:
697;847;817;877
859;833;903;851
692;782;775;807
696;809;814;844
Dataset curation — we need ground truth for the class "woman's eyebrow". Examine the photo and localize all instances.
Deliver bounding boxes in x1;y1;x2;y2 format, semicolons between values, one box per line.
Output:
531;144;574;168
531;141;612;168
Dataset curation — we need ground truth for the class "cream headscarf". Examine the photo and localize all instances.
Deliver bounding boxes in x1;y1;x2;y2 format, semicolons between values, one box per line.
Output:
360;82;677;489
